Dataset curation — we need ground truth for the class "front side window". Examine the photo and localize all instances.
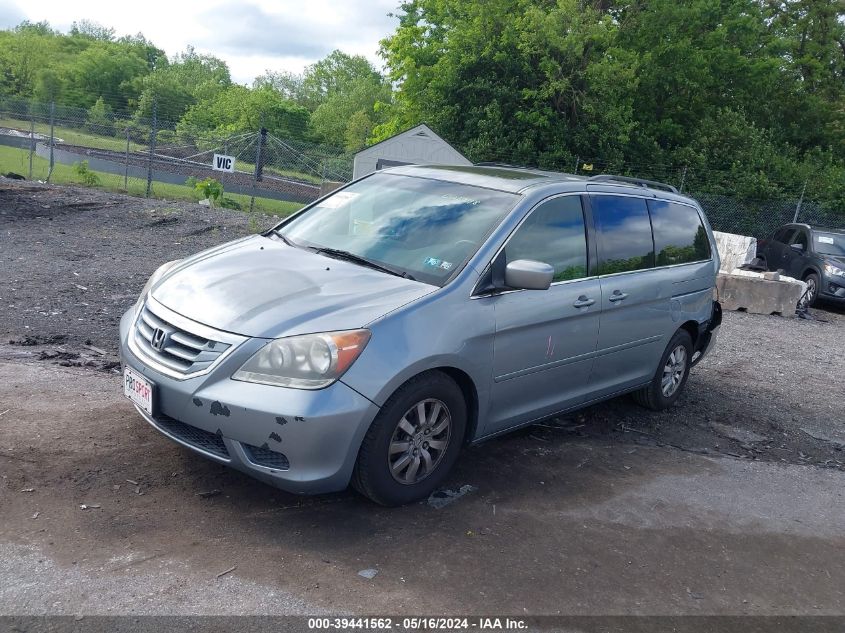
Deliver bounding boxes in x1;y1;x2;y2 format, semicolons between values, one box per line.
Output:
648;200;711;266
278;173;519;286
591;195;654;275
504;196;588;282
790;230;809;250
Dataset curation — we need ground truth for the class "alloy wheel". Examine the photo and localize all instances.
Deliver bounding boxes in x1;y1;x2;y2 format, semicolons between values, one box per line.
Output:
388;398;452;485
661;345;688;397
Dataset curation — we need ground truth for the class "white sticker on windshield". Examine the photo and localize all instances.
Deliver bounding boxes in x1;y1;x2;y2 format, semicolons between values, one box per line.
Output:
818;235;835;244
319;191;359;209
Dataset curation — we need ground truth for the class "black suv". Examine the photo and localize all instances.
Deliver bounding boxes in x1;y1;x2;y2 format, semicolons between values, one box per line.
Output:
757;223;845;307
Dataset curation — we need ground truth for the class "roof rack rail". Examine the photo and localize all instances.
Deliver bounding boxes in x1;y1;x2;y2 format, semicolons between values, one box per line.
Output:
474;161;532;169
588;174;679;194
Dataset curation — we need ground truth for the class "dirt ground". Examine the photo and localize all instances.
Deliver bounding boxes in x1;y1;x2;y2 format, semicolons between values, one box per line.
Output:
1;180;844;617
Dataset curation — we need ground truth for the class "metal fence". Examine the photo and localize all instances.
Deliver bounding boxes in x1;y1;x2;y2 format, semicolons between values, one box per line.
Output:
0;97;353;216
0;96;842;236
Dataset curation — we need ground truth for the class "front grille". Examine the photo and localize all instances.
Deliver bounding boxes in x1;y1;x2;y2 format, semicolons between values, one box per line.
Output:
243;443;290;470
133;303;231;376
154;414;230;459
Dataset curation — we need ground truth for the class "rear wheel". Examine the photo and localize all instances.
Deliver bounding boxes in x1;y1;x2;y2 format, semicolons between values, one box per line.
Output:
352;371;466;506
633;329;693;411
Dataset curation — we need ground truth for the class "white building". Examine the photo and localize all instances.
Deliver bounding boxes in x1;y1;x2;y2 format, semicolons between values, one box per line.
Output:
352;124;471;180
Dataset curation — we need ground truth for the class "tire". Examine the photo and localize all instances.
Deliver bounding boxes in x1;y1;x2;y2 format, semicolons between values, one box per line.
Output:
632;329;694;411
801;272;820;309
352;371;466;506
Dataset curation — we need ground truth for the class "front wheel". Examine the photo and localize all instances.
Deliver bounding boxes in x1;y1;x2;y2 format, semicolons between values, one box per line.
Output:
352;371;466;506
800;272;820;309
633;329;693;411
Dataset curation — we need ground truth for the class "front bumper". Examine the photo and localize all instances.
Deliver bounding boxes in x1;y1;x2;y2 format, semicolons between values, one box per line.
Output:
119;308;380;494
819;274;845;304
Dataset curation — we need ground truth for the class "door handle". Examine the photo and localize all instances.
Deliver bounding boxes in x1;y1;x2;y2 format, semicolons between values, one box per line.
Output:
608;291;628;302
573;296;595;308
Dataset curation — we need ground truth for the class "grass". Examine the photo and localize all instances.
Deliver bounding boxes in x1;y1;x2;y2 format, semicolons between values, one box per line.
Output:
0;145;303;217
0;114;347;184
0;115;145;152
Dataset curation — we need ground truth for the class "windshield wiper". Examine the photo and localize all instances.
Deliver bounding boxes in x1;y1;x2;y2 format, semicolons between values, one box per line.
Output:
313;247;416;281
273;230;300;248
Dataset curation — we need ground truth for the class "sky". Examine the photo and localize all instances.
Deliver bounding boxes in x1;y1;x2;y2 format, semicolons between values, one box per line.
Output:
0;0;400;84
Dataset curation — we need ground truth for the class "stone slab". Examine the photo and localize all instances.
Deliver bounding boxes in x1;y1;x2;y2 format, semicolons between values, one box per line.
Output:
716;272;804;316
713;231;757;272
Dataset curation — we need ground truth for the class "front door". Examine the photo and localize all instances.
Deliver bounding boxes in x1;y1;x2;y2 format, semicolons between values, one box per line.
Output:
483;195;602;436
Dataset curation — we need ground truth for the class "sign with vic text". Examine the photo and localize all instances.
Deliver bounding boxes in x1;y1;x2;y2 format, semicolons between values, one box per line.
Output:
212;154;235;173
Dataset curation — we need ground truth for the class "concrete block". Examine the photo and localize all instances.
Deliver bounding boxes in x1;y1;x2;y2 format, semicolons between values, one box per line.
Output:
716;272;804;316
713;231;757;272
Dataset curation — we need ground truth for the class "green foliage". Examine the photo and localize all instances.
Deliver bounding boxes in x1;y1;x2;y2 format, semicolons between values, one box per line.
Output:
86;97;113;135
73;160;100;186
192;177;223;205
178;85;310;140
379;0;845;204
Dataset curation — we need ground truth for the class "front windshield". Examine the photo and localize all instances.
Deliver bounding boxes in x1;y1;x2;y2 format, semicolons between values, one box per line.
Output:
279;173;519;285
813;231;845;256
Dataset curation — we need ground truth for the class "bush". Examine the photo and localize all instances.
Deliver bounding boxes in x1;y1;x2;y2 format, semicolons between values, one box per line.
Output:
192;177;223;206
73;161;100;187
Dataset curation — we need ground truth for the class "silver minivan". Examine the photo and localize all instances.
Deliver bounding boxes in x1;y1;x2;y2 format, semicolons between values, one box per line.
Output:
120;165;721;505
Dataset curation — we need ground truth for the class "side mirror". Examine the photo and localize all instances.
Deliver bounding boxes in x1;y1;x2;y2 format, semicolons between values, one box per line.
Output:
505;260;554;290
790;243;805;252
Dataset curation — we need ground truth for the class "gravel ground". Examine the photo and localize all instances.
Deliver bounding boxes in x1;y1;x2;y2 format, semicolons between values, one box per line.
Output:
1;178;842;470
1;179;844;617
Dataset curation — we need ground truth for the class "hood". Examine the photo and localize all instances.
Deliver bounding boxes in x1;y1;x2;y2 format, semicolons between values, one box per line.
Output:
151;235;436;338
823;255;845;267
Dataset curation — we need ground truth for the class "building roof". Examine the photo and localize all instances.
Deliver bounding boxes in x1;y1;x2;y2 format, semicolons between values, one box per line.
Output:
353;123;465;159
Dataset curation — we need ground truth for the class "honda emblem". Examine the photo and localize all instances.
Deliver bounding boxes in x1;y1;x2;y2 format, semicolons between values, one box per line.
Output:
151;327;167;351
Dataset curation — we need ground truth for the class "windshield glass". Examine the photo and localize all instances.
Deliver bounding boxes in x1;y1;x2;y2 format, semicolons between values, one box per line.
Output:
278;173;519;285
813;231;845;256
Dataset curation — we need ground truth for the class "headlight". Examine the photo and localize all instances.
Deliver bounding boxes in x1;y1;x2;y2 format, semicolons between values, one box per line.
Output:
134;260;182;315
824;263;845;278
232;330;371;389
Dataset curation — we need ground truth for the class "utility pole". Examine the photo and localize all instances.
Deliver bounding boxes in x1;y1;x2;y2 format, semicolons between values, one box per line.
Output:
250;126;267;213
679;166;688;193
146;99;157;198
573;156;579;175
28;112;34;180
46;102;55;183
792;178;808;223
124;126;130;191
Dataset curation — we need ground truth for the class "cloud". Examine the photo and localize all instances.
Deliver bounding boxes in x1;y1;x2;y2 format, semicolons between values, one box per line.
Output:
195;1;398;64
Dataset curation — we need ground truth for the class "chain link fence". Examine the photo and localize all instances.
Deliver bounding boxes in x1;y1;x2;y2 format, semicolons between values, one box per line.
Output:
1;96;842;236
0;97;354;216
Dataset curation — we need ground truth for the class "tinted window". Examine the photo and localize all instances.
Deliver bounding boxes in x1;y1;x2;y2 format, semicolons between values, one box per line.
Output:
649;200;711;266
591;195;654;275
505;196;588;282
773;227;793;243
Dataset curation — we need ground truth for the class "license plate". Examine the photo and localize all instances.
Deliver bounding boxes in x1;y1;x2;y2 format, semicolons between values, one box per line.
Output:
124;366;154;415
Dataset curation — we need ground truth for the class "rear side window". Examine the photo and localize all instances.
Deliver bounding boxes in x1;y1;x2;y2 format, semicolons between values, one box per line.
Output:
591;195;654;275
505;196;588;282
648;200;711;266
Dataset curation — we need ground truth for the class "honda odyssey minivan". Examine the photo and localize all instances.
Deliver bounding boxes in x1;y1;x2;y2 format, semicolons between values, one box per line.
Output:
120;165;721;505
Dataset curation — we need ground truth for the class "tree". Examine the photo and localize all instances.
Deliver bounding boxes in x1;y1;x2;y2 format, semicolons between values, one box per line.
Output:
177;85;310;140
70;20;115;41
